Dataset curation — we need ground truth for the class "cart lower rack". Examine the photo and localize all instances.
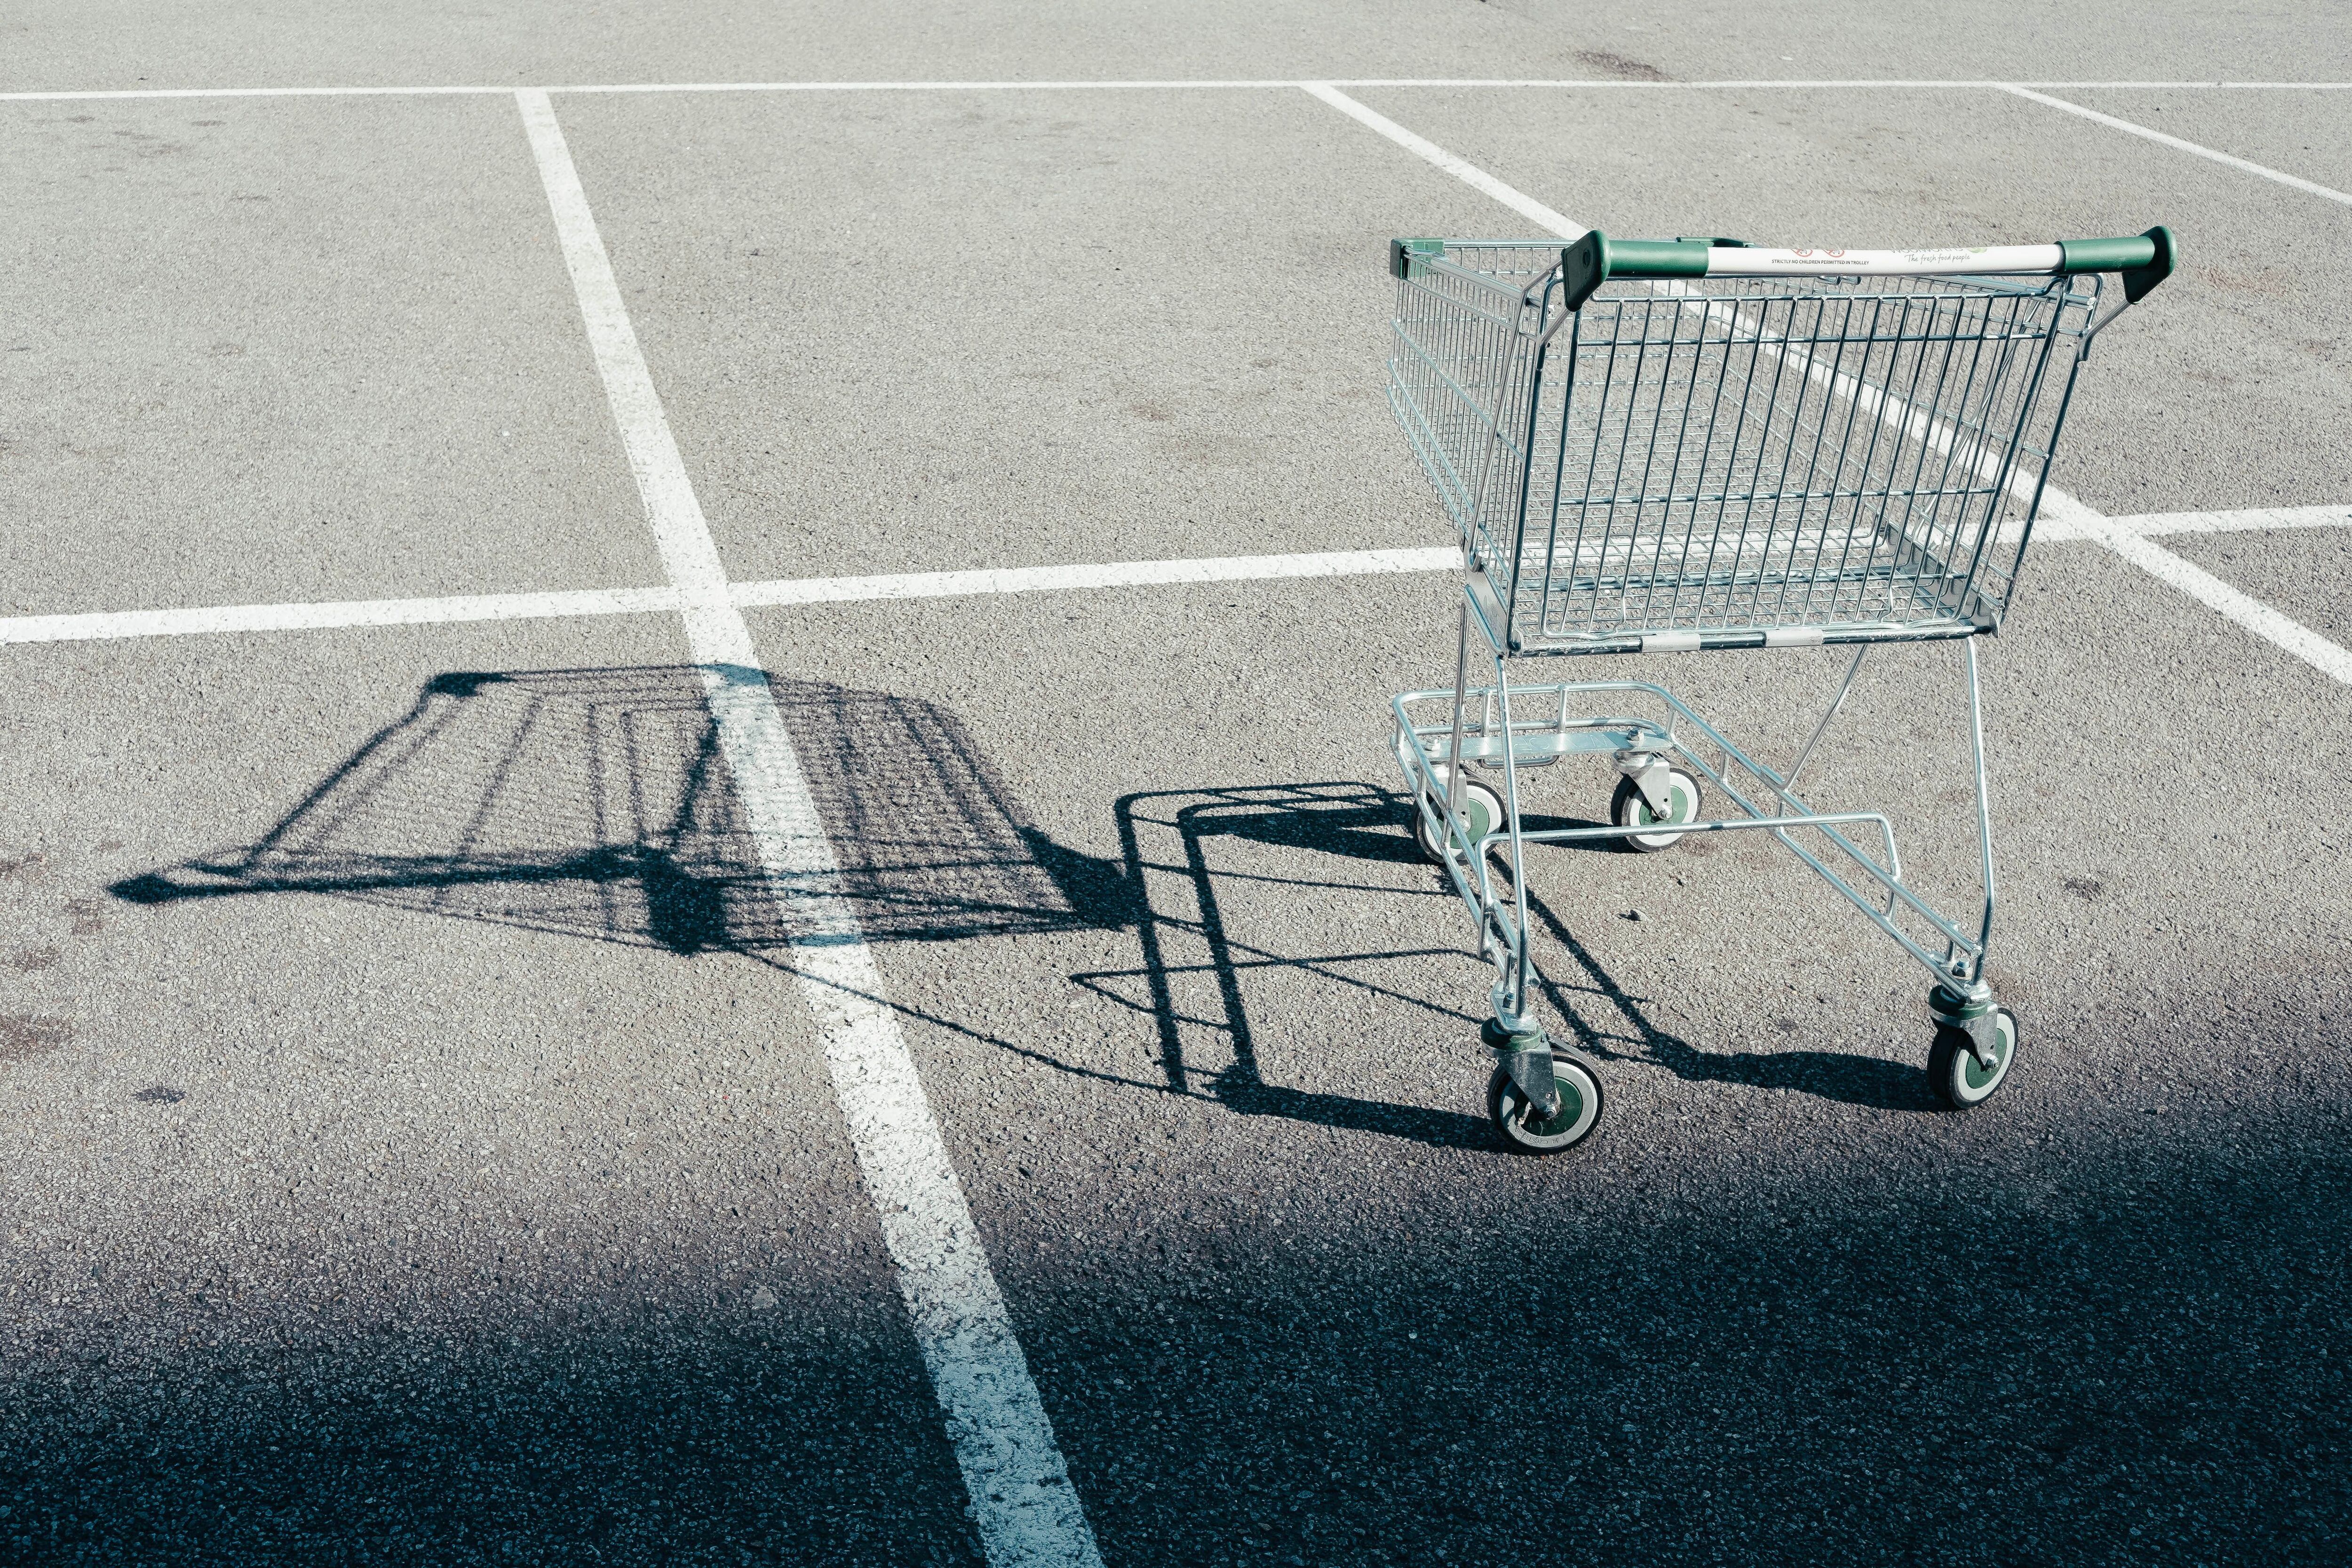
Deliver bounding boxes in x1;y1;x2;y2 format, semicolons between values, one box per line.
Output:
1383;227;2174;1152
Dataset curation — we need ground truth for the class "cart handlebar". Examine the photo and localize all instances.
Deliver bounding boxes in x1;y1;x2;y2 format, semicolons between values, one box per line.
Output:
1557;227;2176;310
1385;228;2177;311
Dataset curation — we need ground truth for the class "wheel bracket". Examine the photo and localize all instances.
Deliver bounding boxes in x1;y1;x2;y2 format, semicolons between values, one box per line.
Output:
1928;981;2001;1071
1961;1012;2000;1070
1483;1018;1559;1121
1614;749;1677;817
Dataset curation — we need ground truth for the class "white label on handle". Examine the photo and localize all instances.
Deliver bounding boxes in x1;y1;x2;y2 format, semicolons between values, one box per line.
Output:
1704;244;2065;278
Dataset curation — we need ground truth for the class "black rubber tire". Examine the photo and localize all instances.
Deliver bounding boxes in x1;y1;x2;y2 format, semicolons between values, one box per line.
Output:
1486;1050;1605;1154
1928;1006;2018;1109
1608;767;1702;853
1414;773;1506;865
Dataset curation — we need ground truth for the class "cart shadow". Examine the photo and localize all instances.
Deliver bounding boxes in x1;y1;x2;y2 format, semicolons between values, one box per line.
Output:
106;667;1918;1143
103;669;1497;1148
1078;782;1497;1151
110;665;1140;953
1085;780;1934;1124
1515;880;1937;1113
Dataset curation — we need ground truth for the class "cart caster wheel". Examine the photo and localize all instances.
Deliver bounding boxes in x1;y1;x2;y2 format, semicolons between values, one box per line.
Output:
1486;1050;1604;1154
1609;765;1702;852
1928;1006;2018;1109
1415;771;1506;864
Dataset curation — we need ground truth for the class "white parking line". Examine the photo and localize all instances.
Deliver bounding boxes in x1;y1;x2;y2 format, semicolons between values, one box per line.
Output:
516;88;1104;1568
1302;81;1580;232
730;546;1459;606
6;79;2351;103
0;585;679;645
1302;83;2352;690
542;78;2090;96
0;84;509;101
2029;493;2352;683
5;516;2348;648
2001;504;2352;545
0;549;1461;645
2003;86;2352;208
2122;504;2352;537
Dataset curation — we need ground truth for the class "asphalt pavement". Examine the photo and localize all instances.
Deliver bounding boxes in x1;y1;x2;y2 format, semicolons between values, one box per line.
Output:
3;5;2348;1565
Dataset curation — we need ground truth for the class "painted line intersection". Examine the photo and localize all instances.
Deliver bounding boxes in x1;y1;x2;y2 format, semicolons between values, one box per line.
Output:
2;64;2346;1568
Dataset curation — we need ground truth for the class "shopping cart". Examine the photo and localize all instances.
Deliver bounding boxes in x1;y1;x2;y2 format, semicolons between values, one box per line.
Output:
1385;228;2175;1152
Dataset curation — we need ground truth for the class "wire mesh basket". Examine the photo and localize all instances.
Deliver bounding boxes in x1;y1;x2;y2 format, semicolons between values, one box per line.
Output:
1387;238;2135;653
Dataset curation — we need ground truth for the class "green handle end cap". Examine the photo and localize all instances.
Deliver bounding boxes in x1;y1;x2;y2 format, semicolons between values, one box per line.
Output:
2057;226;2177;302
1561;233;1713;310
1390;236;1446;279
2122;224;2177;304
1562;231;1611;310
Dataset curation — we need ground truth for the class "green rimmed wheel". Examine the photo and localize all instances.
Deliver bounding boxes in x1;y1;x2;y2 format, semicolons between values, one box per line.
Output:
1414;769;1506;865
1928;1006;2019;1109
1486;1050;1605;1154
1609;765;1702;853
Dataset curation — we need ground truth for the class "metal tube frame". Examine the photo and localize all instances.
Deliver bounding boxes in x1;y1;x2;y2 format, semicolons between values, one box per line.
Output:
1385;253;2078;1071
1395;591;2002;1027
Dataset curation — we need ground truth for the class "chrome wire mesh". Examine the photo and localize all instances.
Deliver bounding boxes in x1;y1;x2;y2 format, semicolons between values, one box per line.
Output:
1387;243;1560;567
1389;244;2099;648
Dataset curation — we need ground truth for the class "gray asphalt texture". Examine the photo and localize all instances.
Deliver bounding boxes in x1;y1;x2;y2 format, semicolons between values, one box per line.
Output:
3;5;2350;1566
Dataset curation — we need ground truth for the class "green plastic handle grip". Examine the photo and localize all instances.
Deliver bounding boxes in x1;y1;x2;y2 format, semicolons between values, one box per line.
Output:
1555;225;2178;309
2058;226;2177;302
1558;234;1697;306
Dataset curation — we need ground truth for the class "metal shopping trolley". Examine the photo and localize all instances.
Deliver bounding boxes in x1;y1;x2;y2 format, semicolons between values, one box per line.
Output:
1385;227;2175;1152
